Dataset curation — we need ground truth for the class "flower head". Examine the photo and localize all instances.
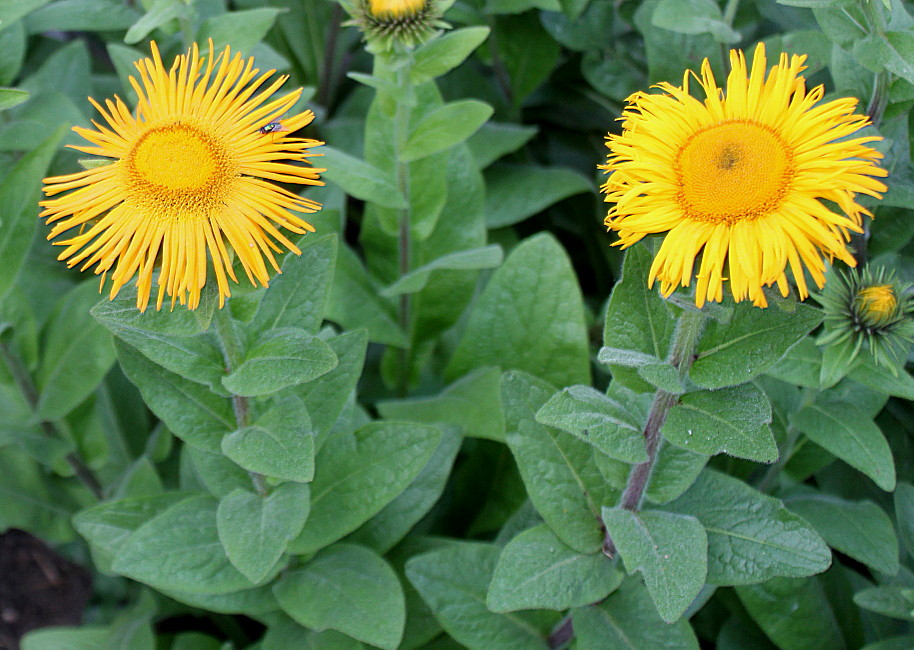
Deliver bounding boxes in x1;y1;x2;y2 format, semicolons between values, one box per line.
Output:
344;0;448;51
600;43;888;308
40;40;324;312
817;266;914;370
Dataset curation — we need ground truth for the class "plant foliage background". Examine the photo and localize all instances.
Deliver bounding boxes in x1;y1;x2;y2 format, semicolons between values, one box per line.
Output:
1;0;914;648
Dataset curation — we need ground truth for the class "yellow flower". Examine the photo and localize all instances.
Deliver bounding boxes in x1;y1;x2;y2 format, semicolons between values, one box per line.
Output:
368;0;427;18
600;43;888;308
345;0;447;51
40;40;324;312
854;284;898;328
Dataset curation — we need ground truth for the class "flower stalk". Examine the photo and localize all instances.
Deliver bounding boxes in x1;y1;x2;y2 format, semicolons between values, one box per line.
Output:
212;307;268;497
603;305;706;557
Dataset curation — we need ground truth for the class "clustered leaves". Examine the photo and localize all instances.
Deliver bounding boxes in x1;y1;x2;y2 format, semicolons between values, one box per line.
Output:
1;1;914;650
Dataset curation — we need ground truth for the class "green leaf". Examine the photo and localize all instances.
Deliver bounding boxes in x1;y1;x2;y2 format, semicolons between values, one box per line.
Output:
690;301;823;389
791;401;895;491
493;12;560;108
602;245;677;391
406;543;550;649
0;125;66;298
736;577;844;650
487;524;622;612
98;324;224;389
410;26;491;84
466;122;537;169
766;336;822;388
854;586;914;621
661;383;777;462
217;482;310;583
124;0;189;44
381;245;503;297
645;442;708;505
320;146;406;209
379;366;505;442
848;359;914;400
667;470;831;585
785;492;899;576
295;329;367;447
112;494;255;594
161;583;279;616
185;446;250;498
347;426;462;554
21;627;109;650
0;0;52;27
484;164;591;228
895;482;914;557
222;327;338;397
288;422;441;554
35;282;117;419
401;100;493;162
23;0;140;32
91;283;206;336
326;243;407;346
221;396;315;482
572;577;700;650
448;233;591;388
197;8;282;54
854;32;914;87
73;492;190;574
535;385;647;463
251;234;337;335
652;0;740;43
274;544;405;650
502;371;611;554
602;508;707;622
0;87;28;110
116;340;234;453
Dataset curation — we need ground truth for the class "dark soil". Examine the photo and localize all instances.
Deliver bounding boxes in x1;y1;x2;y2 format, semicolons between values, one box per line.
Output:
0;529;92;650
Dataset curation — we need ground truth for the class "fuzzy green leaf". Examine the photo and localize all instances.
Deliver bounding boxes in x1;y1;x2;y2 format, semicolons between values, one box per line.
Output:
222;328;337;397
690;302;823;389
221;396;315;482
791;400;895;491
217;482;310;584
35;282;117;419
662;383;777;462
321;146;407;209
288;422;440;554
116;340;234;453
785;492;899;575
401;100;493;162
503;371;612;554
484;164;591;228
410;26;491;84
854;586;914;621
572;577;700;650
381;245;503;296
895;482;914;557
535;385;647;463
667;470;831;584
487;524;622;612
196;8;282;54
250;234;337;334
406;543;551;649
736;577;844;650
448;233;590;388
467;122;537;169
274;544;405;650
112;494;254;594
602;508;707;622
0;125;66;298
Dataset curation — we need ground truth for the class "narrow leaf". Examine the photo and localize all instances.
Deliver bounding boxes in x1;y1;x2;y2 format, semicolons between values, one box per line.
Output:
401;100;493;162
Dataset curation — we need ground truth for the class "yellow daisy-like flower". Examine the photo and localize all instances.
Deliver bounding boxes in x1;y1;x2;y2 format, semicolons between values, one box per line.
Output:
854;284;897;328
40;40;324;312
369;0;427;18
601;42;888;308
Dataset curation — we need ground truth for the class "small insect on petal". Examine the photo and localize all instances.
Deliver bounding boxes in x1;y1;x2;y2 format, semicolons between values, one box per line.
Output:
258;121;290;135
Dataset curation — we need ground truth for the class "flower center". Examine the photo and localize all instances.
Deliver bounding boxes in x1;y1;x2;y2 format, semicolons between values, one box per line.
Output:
676;120;795;225
124;122;235;214
368;0;426;18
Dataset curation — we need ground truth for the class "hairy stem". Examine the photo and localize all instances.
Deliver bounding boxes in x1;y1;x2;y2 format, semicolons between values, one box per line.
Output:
393;61;414;397
0;341;104;500
212;307;267;497
603;306;706;557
